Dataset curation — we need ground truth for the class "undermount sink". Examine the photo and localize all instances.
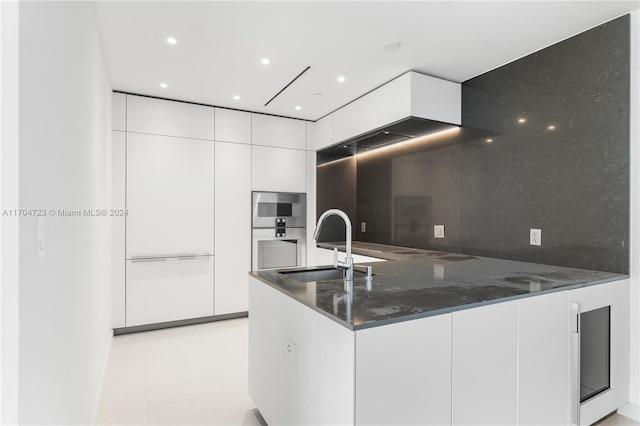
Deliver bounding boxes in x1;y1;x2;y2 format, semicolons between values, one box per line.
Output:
279;267;366;283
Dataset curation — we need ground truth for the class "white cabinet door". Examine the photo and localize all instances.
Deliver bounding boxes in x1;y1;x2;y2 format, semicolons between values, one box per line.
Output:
333;91;378;143
214;108;251;144
452;301;518;425
410;72;461;125
111;131;126;328
112;92;126;131
125;256;214;327
214;142;251;314
126;133;214;258
377;73;411;127
355;314;452;425
308;114;334;151
251;145;306;192
126;95;215;140
517;291;569;425
251;114;306;149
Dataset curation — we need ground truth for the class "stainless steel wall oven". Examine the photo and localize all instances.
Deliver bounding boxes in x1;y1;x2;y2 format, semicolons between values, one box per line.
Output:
251;192;306;271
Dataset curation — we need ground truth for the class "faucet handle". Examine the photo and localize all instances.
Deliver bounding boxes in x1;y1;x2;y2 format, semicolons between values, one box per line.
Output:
333;247;339;268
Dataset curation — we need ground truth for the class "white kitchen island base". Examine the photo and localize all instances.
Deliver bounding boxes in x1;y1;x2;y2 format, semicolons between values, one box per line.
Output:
248;274;628;426
248;276;452;425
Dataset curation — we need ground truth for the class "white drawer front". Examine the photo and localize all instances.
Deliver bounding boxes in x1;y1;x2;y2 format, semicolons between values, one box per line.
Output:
125;256;214;327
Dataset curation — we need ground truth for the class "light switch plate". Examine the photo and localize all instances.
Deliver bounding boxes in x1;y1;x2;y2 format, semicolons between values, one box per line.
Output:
38;216;46;259
434;225;445;239
530;228;541;246
361;222;366;233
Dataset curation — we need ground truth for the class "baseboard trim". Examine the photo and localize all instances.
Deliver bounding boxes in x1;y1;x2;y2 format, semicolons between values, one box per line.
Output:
91;328;114;425
113;312;249;335
618;403;640;422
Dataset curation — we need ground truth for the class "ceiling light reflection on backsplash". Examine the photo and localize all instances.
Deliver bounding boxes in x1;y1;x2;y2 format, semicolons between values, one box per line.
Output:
355;127;461;160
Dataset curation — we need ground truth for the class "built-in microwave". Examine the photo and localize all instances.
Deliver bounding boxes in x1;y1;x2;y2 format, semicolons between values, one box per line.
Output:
252;192;306;229
251;192;307;271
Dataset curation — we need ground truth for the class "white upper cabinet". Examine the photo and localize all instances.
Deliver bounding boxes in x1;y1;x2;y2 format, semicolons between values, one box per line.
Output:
333;91;378;143
251;145;306;192
323;71;461;147
409;72;461;125
214;108;251;144
251;113;306;149
377;72;461;127
308;114;334;151
126;133;214;258
377;73;412;126
127;95;215;140
112;92;126;131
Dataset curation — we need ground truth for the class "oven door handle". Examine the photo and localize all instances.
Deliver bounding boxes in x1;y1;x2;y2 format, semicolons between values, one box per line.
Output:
570;302;581;426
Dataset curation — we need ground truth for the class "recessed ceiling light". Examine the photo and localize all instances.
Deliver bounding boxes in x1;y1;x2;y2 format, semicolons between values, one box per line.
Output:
548;125;556;130
383;41;401;51
167;37;177;45
337;76;346;83
295;106;301;111
160;83;168;88
261;58;270;65
486;138;493;143
518;118;526;123
233;95;240;100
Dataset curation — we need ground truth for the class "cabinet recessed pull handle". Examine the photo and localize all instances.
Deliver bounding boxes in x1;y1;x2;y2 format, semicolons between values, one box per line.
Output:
130;253;213;262
130;257;168;263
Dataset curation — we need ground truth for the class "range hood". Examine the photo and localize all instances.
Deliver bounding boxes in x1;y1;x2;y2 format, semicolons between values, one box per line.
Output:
317;116;458;165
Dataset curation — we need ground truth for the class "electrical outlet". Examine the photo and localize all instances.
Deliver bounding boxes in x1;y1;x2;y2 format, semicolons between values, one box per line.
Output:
284;338;295;360
530;228;541;246
361;222;366;233
434;225;445;239
434;263;445;280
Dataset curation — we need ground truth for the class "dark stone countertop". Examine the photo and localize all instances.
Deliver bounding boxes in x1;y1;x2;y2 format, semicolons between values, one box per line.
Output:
250;242;627;330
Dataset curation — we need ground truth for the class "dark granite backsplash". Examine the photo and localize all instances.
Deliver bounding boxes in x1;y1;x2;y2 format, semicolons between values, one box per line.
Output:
316;15;630;274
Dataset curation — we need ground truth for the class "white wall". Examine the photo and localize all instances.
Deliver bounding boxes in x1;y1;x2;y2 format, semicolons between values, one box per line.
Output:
0;1;21;423
12;2;113;424
627;9;640;418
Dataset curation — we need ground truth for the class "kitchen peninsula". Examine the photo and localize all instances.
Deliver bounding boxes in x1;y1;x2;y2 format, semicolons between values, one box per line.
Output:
248;242;629;425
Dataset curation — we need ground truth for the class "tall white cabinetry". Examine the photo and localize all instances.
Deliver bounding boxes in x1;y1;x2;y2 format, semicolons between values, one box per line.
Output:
112;93;309;329
214;140;251;314
124;95;215;327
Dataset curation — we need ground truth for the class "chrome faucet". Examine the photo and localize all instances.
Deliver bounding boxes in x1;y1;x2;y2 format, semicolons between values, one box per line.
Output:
312;209;354;287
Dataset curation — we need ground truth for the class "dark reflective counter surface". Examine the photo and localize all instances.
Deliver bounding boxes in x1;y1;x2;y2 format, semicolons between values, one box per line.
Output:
250;242;626;330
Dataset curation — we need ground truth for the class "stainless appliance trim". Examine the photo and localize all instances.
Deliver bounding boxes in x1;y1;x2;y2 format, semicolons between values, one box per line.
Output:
571;302;581;426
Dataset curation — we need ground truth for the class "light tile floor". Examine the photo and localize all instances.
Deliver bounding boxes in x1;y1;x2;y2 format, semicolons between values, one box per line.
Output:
98;318;263;425
98;317;638;426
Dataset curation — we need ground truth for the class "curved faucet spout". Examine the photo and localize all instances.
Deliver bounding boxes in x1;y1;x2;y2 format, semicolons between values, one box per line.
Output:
313;209;353;285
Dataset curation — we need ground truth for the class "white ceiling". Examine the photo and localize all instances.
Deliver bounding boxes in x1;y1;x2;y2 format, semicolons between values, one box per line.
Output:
94;1;639;121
